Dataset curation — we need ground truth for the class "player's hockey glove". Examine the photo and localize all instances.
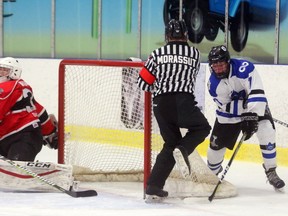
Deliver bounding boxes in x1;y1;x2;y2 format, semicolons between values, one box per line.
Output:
241;112;258;140
43;114;58;149
43;127;58;149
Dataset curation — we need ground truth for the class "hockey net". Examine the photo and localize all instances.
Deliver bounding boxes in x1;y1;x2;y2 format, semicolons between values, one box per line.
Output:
58;59;237;198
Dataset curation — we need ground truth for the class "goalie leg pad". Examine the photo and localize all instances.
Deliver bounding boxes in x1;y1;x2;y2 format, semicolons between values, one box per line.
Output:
0;160;75;192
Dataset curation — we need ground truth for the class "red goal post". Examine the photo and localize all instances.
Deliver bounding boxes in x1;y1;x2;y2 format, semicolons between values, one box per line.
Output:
58;59;237;198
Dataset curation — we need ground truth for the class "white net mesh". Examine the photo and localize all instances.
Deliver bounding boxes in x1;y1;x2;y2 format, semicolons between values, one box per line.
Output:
62;64;145;179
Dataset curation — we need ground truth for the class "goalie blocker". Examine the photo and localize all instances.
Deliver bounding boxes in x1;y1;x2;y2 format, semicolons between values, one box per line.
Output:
0;159;78;192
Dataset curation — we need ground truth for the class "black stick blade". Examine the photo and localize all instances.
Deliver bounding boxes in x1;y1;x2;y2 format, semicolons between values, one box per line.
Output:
66;189;98;198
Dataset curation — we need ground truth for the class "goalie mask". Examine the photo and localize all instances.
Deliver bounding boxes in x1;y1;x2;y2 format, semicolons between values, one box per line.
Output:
208;45;230;79
165;19;188;42
0;57;22;82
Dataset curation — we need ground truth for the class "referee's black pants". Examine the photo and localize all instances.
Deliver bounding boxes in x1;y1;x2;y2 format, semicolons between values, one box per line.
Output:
147;93;211;189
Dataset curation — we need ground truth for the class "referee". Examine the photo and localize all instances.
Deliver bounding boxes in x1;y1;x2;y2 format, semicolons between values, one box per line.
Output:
137;19;211;200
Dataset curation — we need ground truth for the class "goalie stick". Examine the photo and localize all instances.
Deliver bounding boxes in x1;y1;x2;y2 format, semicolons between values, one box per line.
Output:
0;156;97;198
208;133;246;202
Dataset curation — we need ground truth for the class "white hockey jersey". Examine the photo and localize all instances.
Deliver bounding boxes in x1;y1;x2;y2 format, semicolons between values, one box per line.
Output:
207;59;267;124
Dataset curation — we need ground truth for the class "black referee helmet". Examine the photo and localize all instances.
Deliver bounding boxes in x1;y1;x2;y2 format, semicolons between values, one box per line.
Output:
165;19;188;42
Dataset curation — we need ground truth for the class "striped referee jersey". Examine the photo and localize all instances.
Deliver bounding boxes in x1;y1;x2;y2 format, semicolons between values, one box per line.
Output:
137;41;201;97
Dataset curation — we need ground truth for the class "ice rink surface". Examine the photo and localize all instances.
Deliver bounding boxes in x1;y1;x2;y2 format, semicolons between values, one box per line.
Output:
0;157;287;216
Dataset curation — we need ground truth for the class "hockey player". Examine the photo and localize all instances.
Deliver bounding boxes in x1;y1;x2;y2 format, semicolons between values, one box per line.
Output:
206;45;285;190
0;57;58;162
137;19;211;201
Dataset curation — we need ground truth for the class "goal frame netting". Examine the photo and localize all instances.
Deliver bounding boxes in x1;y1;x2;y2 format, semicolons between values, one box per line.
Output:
58;59;151;180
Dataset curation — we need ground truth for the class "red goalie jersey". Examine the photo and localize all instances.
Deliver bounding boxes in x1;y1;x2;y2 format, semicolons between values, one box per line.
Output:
0;79;55;141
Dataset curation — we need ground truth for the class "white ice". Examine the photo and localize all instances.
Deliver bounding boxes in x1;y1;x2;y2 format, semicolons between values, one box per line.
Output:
0;153;287;216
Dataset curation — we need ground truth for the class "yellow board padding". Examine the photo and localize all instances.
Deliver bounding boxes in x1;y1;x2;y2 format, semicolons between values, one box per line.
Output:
66;125;144;148
66;125;288;166
196;140;288;167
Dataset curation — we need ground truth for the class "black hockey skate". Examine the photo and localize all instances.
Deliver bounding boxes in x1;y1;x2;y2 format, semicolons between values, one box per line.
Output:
263;164;285;191
173;146;191;179
145;185;168;203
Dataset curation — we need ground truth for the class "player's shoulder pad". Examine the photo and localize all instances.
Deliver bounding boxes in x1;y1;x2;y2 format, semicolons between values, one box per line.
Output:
0;80;20;99
207;74;221;97
230;58;255;79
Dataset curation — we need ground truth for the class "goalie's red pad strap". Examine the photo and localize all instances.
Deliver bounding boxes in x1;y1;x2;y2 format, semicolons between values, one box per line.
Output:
0;167;60;178
139;67;155;85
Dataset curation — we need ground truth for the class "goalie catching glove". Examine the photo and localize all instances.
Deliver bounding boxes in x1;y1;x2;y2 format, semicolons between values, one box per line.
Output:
43;114;58;149
241;112;258;140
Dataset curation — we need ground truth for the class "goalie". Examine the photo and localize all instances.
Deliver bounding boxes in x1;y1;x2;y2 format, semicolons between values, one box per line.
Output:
0;57;78;192
0;57;58;161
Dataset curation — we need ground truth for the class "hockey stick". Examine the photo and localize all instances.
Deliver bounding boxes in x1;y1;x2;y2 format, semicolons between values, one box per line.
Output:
0;156;97;198
208;133;246;202
273;118;288;128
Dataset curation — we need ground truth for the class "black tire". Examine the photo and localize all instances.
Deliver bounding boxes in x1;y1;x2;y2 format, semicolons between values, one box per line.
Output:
230;3;249;52
185;1;208;43
163;0;181;26
205;25;219;41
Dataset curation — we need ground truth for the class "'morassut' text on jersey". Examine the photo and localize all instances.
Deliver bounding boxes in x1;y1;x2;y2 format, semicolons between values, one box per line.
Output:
207;59;267;124
137;41;201;97
156;55;197;65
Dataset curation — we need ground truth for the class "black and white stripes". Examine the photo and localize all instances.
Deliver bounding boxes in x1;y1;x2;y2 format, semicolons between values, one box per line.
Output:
138;41;201;98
